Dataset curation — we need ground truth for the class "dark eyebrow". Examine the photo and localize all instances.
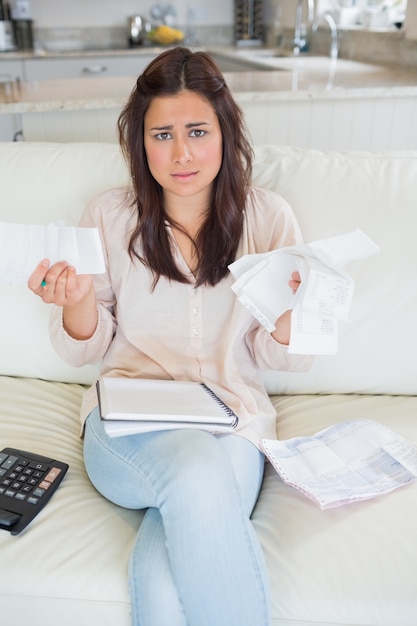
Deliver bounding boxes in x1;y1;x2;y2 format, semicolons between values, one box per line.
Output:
149;122;209;131
186;122;209;128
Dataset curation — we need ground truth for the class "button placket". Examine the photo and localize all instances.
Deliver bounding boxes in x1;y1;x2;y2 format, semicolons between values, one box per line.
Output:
190;286;203;341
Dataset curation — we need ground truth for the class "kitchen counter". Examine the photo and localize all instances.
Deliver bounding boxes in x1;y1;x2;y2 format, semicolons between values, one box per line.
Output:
0;42;171;61
1;46;417;114
2;67;417;114
0;76;136;113
0;45;167;60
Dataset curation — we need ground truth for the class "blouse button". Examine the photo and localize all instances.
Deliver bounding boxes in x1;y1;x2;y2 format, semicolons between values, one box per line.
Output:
193;307;199;315
193;327;200;336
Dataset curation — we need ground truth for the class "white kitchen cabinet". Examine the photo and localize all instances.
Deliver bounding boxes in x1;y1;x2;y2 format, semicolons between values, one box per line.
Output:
23;55;156;81
22;94;417;149
23;108;121;143
0;59;25;141
0;59;24;81
237;94;417;150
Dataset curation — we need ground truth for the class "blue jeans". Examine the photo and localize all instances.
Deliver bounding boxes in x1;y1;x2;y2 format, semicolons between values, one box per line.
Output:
84;407;271;626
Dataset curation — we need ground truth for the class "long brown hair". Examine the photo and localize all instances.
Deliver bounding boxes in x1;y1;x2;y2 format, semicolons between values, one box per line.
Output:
118;46;253;287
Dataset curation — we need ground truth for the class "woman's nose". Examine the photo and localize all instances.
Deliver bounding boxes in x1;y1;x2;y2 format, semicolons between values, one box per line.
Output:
173;139;192;165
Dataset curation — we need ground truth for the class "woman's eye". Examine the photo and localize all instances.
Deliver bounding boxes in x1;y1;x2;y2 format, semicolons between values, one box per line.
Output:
155;132;171;140
190;129;206;138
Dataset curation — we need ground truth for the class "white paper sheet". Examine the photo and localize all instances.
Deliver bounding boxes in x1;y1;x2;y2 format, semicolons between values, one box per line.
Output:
262;419;417;509
0;221;105;286
228;229;379;355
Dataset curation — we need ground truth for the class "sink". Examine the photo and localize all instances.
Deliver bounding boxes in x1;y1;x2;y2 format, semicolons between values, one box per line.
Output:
210;48;341;73
227;49;385;75
207;47;391;92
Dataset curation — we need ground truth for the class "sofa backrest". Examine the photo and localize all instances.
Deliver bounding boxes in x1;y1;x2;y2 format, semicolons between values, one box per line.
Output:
1;142;416;395
0;142;128;385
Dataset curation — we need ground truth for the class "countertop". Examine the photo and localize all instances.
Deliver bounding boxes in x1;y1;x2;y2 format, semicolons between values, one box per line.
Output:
1;46;417;114
0;45;170;60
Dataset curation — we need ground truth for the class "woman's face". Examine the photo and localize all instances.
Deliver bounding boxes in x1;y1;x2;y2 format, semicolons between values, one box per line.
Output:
144;90;223;209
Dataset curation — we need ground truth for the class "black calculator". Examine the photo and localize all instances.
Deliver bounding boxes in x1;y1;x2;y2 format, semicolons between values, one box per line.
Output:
0;447;69;535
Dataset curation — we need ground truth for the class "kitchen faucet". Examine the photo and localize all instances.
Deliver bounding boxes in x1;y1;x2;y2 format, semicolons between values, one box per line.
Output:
312;13;339;60
292;0;314;54
291;0;338;61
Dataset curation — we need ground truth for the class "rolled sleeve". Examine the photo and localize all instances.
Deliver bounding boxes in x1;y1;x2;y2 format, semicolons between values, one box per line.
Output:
49;303;115;367
247;324;313;372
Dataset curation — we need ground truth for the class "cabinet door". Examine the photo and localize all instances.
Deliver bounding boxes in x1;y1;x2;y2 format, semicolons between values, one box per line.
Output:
0;59;25;81
23;55;156;81
0;59;25;141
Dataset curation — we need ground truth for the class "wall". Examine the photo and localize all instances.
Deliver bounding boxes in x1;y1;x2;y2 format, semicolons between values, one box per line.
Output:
37;1;415;47
27;1;417;46
267;0;416;39
30;0;233;29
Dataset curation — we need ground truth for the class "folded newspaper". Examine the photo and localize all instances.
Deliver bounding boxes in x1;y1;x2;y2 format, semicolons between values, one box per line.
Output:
0;221;105;286
228;229;380;355
262;419;417;509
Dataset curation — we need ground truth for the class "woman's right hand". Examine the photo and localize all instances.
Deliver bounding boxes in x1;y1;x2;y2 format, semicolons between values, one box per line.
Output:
28;259;93;306
29;259;99;340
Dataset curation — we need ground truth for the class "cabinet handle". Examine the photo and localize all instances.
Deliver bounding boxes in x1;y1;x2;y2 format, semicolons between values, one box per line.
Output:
82;65;108;74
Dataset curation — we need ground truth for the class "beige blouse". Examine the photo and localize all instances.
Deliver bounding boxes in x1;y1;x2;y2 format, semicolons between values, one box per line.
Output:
50;186;311;448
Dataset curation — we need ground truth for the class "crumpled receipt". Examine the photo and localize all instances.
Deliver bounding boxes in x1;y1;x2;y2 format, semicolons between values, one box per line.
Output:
0;221;105;286
228;229;379;355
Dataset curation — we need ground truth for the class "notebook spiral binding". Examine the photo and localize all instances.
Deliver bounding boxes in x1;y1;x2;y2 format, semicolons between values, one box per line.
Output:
200;383;238;420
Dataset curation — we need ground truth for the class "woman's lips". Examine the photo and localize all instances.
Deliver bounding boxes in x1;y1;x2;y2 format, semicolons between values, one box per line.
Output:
171;171;197;181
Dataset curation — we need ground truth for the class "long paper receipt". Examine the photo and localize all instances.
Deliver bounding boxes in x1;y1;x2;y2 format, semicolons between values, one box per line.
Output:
262;419;417;509
228;229;379;355
0;221;105;285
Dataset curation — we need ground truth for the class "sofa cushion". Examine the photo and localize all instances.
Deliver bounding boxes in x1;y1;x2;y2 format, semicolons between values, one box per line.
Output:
262;392;417;625
255;146;417;394
252;145;417;396
1;375;416;626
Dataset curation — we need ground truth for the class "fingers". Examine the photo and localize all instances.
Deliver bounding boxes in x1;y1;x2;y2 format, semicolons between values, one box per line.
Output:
54;265;78;302
28;259;51;294
289;270;301;294
28;260;69;301
28;260;94;307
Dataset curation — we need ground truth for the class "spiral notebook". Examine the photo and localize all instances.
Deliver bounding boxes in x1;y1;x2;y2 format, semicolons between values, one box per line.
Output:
96;377;238;437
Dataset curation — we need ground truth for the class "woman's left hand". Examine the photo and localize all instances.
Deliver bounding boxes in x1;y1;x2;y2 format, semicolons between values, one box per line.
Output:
271;271;301;345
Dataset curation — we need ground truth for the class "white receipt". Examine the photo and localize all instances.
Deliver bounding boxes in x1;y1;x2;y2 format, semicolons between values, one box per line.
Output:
229;229;379;355
262;419;417;509
0;221;105;286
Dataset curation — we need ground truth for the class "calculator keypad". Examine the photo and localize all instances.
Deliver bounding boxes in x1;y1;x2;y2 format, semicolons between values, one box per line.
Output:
0;448;68;535
0;455;61;504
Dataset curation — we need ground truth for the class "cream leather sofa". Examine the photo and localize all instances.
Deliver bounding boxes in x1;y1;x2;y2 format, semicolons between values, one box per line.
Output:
1;142;416;626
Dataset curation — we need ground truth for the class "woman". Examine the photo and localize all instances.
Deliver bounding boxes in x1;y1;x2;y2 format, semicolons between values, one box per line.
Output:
28;47;311;626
